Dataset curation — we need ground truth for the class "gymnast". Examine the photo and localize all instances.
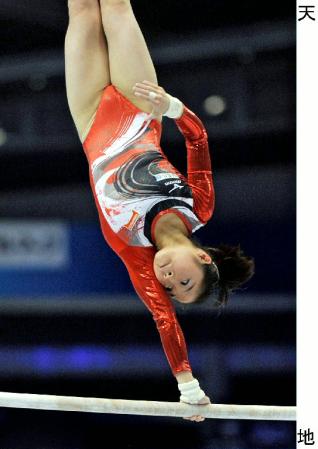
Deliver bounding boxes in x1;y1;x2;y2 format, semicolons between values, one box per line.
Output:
65;0;254;422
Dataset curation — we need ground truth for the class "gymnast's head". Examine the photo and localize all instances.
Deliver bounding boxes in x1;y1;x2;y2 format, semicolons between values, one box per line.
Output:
153;241;255;306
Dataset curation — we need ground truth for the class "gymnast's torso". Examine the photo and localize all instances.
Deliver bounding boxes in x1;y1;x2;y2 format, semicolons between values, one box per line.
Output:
83;85;205;250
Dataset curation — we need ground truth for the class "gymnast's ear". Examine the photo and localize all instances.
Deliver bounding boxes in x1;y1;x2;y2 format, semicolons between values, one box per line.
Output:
196;250;212;264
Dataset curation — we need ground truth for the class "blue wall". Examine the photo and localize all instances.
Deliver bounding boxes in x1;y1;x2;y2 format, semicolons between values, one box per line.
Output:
0;223;129;297
0;218;295;297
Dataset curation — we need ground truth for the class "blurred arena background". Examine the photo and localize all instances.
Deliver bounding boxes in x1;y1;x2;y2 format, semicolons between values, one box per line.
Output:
0;1;295;448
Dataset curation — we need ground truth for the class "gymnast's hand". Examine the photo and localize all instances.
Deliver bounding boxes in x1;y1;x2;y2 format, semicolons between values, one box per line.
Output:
176;373;211;422
132;80;170;118
182;395;211;423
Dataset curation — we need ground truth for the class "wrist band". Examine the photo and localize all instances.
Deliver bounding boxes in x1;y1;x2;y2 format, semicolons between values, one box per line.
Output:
163;94;184;119
178;378;206;404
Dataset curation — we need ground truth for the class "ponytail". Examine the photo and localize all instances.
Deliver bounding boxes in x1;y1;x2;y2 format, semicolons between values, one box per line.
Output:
194;243;255;306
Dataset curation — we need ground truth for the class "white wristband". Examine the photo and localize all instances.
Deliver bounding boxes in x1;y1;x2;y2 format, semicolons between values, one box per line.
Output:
178;379;206;404
163;94;184;119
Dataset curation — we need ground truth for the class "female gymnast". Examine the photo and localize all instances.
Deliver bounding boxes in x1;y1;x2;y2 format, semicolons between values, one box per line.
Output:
65;0;254;422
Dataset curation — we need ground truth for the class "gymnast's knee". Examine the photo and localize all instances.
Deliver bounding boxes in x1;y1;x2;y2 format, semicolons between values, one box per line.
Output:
100;0;132;31
67;0;99;18
100;0;131;12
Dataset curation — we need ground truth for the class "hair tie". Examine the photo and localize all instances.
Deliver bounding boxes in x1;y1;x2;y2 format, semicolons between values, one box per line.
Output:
212;261;220;279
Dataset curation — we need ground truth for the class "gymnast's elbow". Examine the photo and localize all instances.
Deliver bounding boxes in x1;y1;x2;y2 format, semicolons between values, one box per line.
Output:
196;206;214;224
153;315;176;333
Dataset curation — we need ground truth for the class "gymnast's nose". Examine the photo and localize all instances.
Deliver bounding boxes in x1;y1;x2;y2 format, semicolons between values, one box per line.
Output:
163;271;174;279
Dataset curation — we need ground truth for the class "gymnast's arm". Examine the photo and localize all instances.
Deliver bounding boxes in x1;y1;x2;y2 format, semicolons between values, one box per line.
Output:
132;81;215;223
174;104;215;223
119;245;210;404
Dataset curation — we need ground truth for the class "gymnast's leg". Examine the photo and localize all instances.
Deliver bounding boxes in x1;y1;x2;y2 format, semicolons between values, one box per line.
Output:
65;0;111;142
99;0;159;114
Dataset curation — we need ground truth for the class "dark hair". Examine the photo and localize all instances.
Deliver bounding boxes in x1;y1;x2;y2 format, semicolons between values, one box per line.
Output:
194;243;255;307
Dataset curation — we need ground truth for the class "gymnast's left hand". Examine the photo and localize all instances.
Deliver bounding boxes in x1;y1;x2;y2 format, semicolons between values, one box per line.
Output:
176;375;211;422
132;80;170;118
182;395;211;423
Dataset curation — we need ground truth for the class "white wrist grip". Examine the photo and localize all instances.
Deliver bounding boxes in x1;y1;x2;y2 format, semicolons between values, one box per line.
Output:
163;94;184;119
178;379;206;404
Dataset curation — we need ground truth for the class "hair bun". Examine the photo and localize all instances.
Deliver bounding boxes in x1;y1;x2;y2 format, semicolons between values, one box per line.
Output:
207;244;254;305
191;239;255;307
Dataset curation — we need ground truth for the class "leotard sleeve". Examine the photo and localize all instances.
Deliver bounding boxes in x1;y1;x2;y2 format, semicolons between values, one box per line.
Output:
175;106;215;223
119;245;191;375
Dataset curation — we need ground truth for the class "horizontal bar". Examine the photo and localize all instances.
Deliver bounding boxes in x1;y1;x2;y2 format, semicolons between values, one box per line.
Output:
0;392;296;421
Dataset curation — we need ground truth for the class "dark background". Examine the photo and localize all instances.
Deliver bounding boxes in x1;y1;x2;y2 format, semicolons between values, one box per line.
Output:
0;1;296;448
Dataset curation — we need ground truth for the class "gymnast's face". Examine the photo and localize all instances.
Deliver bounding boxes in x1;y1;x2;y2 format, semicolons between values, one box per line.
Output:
153;246;212;304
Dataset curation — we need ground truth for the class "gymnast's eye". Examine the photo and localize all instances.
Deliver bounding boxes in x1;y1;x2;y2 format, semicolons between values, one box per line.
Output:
165;286;173;292
180;279;190;286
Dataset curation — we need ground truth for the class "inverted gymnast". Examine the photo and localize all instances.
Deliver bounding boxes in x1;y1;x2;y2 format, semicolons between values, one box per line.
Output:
65;0;254;422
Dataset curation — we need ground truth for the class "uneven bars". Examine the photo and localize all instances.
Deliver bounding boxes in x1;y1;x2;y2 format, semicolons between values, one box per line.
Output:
0;392;296;421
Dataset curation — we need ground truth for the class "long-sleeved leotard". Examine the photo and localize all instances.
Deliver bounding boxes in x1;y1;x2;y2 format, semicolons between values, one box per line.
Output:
83;85;215;375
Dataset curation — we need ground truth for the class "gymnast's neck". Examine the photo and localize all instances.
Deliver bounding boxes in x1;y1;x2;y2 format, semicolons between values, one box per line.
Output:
153;213;194;250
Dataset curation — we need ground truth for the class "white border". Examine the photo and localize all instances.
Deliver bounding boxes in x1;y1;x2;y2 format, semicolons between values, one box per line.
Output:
297;0;318;437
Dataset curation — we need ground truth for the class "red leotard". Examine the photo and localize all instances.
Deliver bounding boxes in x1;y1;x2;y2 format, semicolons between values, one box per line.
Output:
83;85;215;375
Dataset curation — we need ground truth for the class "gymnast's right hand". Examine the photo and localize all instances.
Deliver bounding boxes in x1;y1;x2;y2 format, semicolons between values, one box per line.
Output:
132;80;171;117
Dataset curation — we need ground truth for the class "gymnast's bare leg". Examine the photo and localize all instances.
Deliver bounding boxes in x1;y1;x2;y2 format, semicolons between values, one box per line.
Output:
65;0;111;142
65;0;160;143
99;0;158;113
